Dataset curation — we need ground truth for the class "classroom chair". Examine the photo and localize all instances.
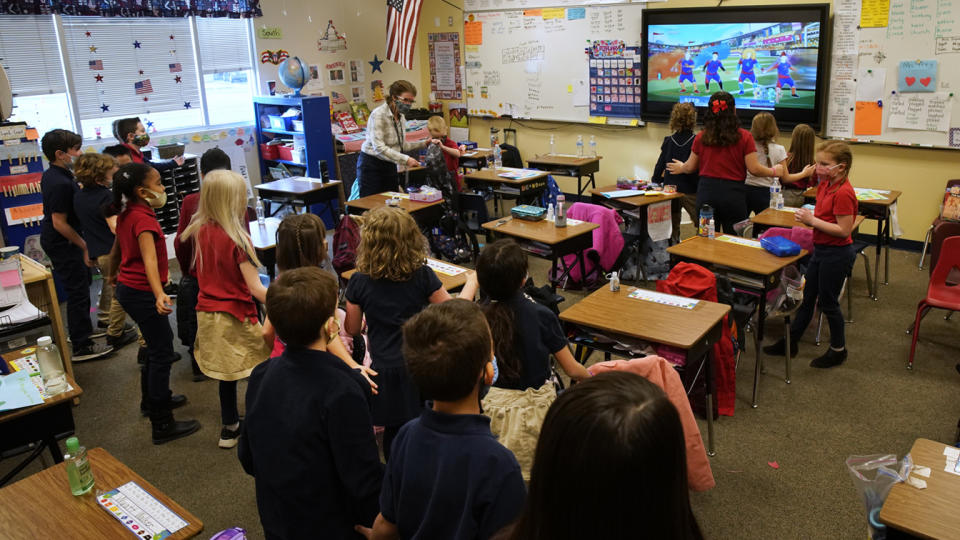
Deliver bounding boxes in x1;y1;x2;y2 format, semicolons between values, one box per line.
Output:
906;221;960;335
918;179;960;270
557;202;624;287
907;236;960;369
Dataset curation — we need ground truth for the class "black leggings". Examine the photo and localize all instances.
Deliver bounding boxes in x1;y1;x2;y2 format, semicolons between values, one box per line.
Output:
745;184;771;216
219;380;239;426
790;244;855;349
696;176;748;234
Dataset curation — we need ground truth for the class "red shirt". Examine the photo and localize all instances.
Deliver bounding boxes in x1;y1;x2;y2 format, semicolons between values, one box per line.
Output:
813;177;858;247
116;202;168;292
441;137;462;191
123;143;146;164
691;128;757;182
195;222;258;323
174;192;200;277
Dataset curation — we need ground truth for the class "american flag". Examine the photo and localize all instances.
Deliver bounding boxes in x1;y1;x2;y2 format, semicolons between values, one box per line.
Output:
89;60;103;70
134;79;153;95
169;63;182;73
385;0;423;70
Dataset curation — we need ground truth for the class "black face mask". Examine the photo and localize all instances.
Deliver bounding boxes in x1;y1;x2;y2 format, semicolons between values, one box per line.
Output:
395;101;412;116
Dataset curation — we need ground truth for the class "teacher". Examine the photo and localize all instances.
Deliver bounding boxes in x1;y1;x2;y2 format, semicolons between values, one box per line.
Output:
357;80;429;197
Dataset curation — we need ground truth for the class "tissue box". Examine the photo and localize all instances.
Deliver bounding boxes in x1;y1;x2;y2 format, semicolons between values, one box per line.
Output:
410;188;443;202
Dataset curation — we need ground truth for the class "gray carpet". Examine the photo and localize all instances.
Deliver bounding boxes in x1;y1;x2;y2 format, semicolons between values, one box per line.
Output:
2;240;958;539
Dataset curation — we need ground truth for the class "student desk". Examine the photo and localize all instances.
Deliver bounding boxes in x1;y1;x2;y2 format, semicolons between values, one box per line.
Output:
750;208;866;232
879;438;960;539
0;447;203;539
559;286;729;455
803;186;901;292
248;217;281;280
667;235;807;408
345;192;444;230
20;255;71;373
526;154;601;197
255;177;345;224
341;258;469;292
0;347;83;487
458;148;492;172
482;217;598;291
464;168;549;213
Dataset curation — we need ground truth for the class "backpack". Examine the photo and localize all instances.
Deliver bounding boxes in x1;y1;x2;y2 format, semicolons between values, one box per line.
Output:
423;143;453;192
539;174;562;209
332;214;361;276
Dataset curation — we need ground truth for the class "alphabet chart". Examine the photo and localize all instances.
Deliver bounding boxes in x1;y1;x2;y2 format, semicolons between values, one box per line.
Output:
97;481;188;539
426;258;466;276
627;288;700;310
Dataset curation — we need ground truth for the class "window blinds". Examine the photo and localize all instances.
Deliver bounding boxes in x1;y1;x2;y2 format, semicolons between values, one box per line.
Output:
0;15;68;96
61;16;201;120
196;18;253;74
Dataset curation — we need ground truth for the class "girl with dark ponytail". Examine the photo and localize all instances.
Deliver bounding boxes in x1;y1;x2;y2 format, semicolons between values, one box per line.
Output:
109;162;200;444
476;240;589;389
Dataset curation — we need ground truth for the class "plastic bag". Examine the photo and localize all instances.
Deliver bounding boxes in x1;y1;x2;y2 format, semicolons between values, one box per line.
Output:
846;454;907;540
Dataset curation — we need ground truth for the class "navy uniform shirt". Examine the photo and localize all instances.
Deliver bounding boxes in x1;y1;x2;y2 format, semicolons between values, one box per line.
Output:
238;347;383;540
380;408;526;540
495;291;568;391
74;184;114;259
41;164;82;248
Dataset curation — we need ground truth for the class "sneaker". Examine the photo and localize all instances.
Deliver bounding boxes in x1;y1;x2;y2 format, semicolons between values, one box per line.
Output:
89;328;107;339
106;329;138;349
762;338;798;357
218;421;242;449
97;320;109;329
810;348;847;369
140;394;188;416
73;342;114;362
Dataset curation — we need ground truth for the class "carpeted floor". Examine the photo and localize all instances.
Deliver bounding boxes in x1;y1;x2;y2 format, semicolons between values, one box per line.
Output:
2;238;957;539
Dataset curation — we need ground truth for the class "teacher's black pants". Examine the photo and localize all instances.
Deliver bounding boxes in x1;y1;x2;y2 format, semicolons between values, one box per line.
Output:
357;153;400;197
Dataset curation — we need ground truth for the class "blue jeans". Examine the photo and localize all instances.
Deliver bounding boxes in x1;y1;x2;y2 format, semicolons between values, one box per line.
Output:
116;284;174;406
790;244;855;349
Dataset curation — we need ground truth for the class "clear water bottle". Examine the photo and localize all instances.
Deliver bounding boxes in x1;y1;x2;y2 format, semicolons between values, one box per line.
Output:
609;270;620;292
699;204;714;237
255;197;266;230
36;336;67;395
64;436;95;496
776;192;785;210
549;134;555;155
492;144;502;170
708;218;716;239
769;177;782;209
576;135;584;158
589;135;597;157
555;194;567;227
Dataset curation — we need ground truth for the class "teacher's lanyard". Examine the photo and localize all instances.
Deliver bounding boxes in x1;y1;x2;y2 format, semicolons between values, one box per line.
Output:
392;110;404;152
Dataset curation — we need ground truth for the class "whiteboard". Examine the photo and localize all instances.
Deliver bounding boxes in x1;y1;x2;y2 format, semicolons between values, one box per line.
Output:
824;0;960;148
463;5;645;124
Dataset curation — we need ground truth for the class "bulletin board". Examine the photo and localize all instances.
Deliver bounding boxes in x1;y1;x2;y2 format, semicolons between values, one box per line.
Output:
462;4;646;125
824;0;960;148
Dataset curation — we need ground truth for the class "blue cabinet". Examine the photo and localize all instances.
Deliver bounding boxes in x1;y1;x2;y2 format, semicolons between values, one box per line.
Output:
253;95;336;182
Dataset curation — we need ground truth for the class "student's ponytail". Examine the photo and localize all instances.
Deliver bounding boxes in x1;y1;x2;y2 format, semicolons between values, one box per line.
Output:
477;240;530;387
103;162;152;217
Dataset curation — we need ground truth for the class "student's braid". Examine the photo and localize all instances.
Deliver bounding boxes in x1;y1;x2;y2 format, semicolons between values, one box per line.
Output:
762;140;772;167
296;219;305;266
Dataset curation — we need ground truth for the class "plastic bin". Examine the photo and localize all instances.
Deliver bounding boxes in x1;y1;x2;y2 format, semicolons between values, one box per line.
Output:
260;143;279;160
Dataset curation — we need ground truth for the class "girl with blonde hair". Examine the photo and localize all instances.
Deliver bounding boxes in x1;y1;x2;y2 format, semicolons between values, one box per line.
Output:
343;206;477;460
181;170;271;449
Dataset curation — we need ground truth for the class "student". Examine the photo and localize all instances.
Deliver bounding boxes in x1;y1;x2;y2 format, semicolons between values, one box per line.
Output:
344;207;478;460
500;372;703;540
357;299;526;540
180;170;272;449
108;163;198;443
102;144;133;166
356;80;432;197
782;124;818;207
40;129;113;361
477;240;589;389
666;91;783;234
72;153;138;350
745;113;816;215
764;141;858;368
652;102;699;234
112;117;184;171
426;115;465;191
240;267;383;540
174;148;233;382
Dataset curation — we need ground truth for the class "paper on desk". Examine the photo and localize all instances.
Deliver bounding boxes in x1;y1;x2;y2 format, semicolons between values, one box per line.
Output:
715;235;763;249
627;288;699;309
426;258;466;276
854;188;890;201
601;190;642;199
0;257;44;326
0;370;44;412
382;191;410;199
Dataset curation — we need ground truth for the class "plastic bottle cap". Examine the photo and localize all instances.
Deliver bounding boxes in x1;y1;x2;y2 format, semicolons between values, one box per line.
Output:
37;336;52;347
66;437;80;453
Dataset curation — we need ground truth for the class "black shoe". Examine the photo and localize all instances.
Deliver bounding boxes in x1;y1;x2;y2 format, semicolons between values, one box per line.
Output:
762;338;798;357
106;330;138;349
192;371;208;382
152;418;201;445
810;348;847;369
97;320;109;329
73;342;114;362
140;394;188;416
218;421;242;449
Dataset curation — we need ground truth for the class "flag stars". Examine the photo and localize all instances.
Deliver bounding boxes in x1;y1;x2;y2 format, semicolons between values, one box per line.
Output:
94;74;103;82
133;40;141;48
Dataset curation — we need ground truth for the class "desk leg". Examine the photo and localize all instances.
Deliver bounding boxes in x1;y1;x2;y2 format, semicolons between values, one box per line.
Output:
784;315;792;384
46;435;63;463
587;172;596;194
576;250;588;286
705;348;716;457
883;214;891;285
874;217;883;296
44;276;73;380
549;254;559;293
752;292;767;408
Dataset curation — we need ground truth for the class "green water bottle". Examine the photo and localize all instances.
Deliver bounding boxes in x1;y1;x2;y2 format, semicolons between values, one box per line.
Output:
64;437;95;496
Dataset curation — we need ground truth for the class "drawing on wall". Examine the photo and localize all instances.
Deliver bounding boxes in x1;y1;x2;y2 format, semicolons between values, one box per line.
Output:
318;20;347;52
260;49;289;65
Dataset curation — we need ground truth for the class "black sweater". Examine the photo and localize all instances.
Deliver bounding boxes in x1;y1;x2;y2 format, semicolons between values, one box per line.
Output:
652;130;699;194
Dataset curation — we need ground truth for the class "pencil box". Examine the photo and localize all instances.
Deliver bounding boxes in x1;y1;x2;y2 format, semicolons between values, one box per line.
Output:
510;205;546;221
760;236;802;257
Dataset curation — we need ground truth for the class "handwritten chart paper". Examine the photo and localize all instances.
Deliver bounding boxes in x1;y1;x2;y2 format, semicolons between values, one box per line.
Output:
897;60;938;93
627;289;699;310
856;67;887;102
887;93;952;132
860;0;891;28
826;81;857;138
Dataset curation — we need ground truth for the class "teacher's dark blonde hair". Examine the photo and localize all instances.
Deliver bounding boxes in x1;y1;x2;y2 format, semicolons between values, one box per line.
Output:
388;80;417;103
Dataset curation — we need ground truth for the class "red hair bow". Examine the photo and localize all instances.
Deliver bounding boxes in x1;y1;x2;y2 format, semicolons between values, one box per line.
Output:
711;100;728;114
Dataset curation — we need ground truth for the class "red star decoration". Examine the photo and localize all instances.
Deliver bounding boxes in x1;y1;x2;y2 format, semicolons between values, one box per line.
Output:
94;74;103;82
174;75;182;83
169;34;175;40
143;97;149;101
138;69;144;75
85;31;91;37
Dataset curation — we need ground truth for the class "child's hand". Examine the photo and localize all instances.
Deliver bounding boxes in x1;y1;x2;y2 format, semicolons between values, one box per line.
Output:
155;293;173;315
458;145;467;153
801;164;816;177
795;208;814;225
358;366;379;394
430;138;443;146
665;159;685;174
464;270;478;288
354;525;374;539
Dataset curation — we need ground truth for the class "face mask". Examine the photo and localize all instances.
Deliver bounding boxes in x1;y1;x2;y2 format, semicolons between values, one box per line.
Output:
132;133;150;147
478;355;499;402
395;101;412;116
60;153;76;170
144;188;167;208
815;164;840;179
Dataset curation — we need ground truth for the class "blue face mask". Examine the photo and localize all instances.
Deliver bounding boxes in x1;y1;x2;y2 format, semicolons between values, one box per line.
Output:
479;355;498;402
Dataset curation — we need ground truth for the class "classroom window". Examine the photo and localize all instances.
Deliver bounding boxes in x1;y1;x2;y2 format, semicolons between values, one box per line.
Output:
197;16;256;125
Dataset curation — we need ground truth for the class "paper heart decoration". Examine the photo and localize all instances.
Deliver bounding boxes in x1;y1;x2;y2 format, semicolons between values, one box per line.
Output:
905;76;916;86
920;77;932;87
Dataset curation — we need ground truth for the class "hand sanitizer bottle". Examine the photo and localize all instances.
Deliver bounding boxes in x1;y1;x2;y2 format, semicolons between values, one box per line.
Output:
555;194;567;227
65;437;95;496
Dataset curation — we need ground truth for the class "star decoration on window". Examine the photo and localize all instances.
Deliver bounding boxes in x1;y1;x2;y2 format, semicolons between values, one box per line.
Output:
144;97;149;101
133;40;141;49
184;101;192;109
101;103;109;112
85;31;91;37
94;74;103;83
174;75;182;83
139;69;144;75
89;45;97;53
169;49;177;55
169;34;175;40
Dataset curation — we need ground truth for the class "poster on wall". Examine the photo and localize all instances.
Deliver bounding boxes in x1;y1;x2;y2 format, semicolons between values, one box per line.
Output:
326;61;346;85
428;33;462;100
588;40;642;119
349;59;365;83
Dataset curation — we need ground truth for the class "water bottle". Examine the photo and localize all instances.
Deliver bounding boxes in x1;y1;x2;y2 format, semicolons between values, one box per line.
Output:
776;192;785;211
64;436;95;496
549;134;555;155
699;204;714;237
708;218;716;239
769;177;782;209
609;270;620;292
555;194;567;227
255;197;266;230
492;144;502;170
589;135;597;157
576;135;584;158
36;336;67;395
546;203;555;222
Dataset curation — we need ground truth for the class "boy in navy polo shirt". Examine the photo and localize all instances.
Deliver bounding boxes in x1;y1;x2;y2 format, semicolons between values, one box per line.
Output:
358;299;526;540
40;129;113;362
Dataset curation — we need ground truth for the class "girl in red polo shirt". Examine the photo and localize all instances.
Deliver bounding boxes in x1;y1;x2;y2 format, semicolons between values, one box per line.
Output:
667;91;783;233
108;163;200;444
180;170;272;448
764;141;858;368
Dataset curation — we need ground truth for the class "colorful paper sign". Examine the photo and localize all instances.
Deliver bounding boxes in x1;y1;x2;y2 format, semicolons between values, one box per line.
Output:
854;101;883;136
860;0;891;28
898;60;938;93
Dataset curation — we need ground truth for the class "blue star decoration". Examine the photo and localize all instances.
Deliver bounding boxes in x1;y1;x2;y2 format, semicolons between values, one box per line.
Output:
369;54;383;73
133;40;141;49
146;120;154;129
184;101;192;109
101;103;109;112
